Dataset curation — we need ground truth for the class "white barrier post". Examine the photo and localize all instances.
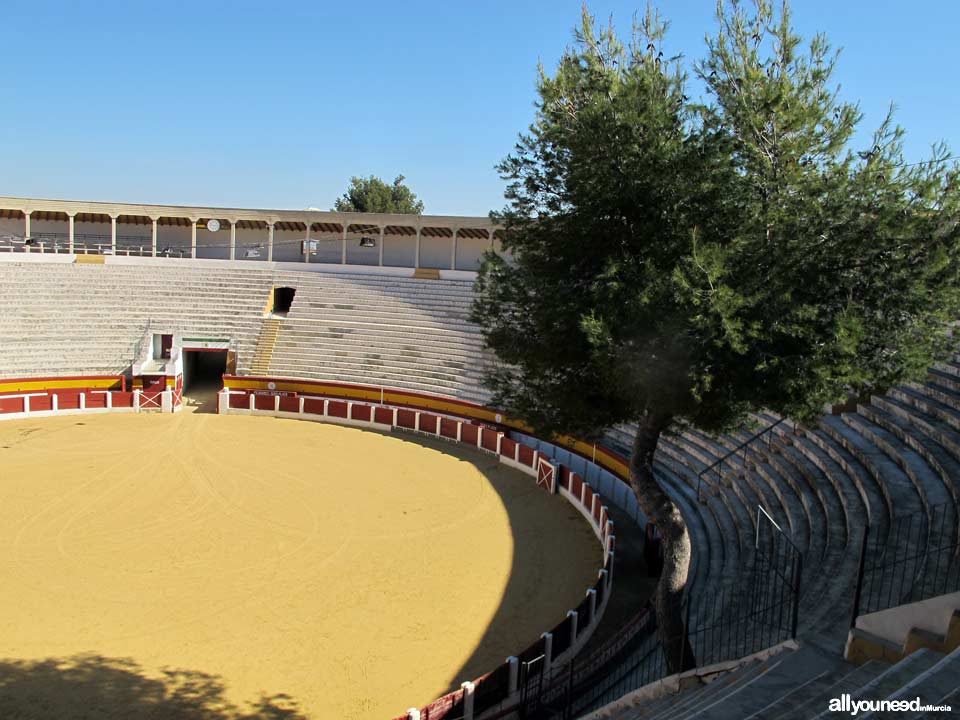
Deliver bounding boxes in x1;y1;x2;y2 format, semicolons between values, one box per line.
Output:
514;443;520;462
218;391;230;414
477;428;483;449
587;588;597;624
567;609;579;642
23;395;31;414
580;482;589;507
435;416;441;437
51;394;59;412
541;632;553;676
406;709;420;720
298;396;305;414
606;552;615;587
415;412;421;431
461;680;475;720
248;394;255;411
161;389;172;413
105;392;112;410
347;401;353;420
591;494;599;522
133;389;141;412
507;656;519;694
392;407;398;426
323;399;329;416
496;432;503;455
274;395;281;413
599;568;609;593
456;421;462;442
79;392;86;410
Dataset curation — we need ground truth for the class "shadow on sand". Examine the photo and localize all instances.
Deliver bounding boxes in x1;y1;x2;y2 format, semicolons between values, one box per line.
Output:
0;653;305;719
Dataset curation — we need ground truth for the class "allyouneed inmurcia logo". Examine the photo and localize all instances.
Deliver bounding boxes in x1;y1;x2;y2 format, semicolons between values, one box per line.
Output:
829;694;953;715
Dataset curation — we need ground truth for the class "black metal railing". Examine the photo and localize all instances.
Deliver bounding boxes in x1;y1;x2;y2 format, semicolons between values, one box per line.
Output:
850;501;960;627
696;417;786;501
521;508;802;719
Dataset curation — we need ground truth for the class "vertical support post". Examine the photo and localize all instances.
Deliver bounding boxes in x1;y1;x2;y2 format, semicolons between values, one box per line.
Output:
248;394;255;412
303;219;311;263
51;394;59;412
850;524;870;629
587;588;597;625
606;552;614;587
24;210;31;240
567;610;579;642
341;223;348;264
456;421;462;442
67;213;75;254
151;217;158;257
110;215;118;254
378;225;385;266
414;226;421;268
323;399;329;416
267;222;275;262
230;220;237;260
541;632;553;676
218;391;230;414
599;568;609;594
580;482;589;507
79;392;86;410
450;228;458;270
190;219;198;259
133;389;141;412
105;392;112;410
24;395;31;414
461;681;475;720
507;656;519;694
298;396;305;414
274;395;280;413
496;432;503;455
406;710;420;720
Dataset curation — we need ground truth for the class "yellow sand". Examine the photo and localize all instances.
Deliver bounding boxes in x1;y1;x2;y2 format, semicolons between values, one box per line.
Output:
0;408;600;719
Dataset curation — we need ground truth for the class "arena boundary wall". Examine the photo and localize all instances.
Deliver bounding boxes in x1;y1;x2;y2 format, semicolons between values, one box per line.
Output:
218;378;619;720
0;375;184;418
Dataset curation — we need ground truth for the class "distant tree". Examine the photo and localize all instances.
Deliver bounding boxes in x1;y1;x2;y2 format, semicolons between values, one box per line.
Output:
333;175;424;214
471;0;959;674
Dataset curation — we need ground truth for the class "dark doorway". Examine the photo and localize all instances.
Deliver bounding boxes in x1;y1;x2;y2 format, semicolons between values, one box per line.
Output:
183;350;227;413
273;287;296;314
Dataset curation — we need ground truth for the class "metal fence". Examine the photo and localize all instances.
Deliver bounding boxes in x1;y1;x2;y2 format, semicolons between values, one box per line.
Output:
518;508;802;720
851;501;960;625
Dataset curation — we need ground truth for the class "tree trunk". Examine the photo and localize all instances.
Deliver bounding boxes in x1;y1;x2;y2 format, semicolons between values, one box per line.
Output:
629;413;696;674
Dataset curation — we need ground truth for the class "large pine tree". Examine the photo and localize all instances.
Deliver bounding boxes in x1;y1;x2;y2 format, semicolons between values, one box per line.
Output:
472;0;959;673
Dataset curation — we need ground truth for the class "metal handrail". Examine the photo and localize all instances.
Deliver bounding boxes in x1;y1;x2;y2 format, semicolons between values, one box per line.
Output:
696;416;786;501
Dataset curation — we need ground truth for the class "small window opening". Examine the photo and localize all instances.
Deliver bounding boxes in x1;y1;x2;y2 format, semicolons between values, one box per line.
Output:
273;287;296;315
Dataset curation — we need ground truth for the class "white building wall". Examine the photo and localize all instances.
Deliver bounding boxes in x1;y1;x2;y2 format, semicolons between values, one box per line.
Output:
383;235;416;267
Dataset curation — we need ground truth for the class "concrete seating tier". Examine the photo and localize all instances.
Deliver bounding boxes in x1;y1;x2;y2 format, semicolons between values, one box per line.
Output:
604;356;960;651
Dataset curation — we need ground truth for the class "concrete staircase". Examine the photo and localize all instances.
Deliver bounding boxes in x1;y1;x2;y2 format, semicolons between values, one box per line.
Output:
591;643;959;720
250;317;282;375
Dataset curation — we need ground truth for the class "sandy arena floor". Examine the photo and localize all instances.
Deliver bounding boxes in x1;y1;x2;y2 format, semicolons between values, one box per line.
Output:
0;404;600;719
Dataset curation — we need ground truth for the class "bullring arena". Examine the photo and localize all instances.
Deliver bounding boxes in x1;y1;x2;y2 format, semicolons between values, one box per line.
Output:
0;407;599;719
2;195;959;719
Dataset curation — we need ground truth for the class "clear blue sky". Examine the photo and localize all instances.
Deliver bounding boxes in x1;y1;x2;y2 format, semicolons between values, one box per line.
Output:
2;1;956;216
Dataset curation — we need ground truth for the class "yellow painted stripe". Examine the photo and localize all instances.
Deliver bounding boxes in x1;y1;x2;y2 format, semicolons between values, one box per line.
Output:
227;376;632;481
0;377;122;393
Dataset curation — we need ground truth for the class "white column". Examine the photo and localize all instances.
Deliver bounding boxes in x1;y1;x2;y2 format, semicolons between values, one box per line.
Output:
218;391;230;414
105;392;112;409
450;228;458;270
378;225;385;266
110;215;118;254
541;632;553;676
414;226;421;268
190;219;198;259
267;222;274;261
489;228;496;250
51;394;59;412
151;218;158;257
230;220;237;260
567;609;579;641
507;656;519;694
24;211;31;239
587;588;597;624
67;213;75;254
133;389;141;412
406;710;420;720
461;681;475;720
341;223;348;264
303;220;311;263
79;392;86;410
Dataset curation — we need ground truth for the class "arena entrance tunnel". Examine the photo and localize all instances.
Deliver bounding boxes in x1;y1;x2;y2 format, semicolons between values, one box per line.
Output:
183;350;227;413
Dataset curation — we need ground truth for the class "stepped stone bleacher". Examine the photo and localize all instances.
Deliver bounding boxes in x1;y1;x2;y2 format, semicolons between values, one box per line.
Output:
262;270;494;403
0;261;272;378
594;642;960;720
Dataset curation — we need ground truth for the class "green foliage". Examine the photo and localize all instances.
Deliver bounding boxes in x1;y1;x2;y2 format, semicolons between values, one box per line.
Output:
472;0;960;441
333;175;424;214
